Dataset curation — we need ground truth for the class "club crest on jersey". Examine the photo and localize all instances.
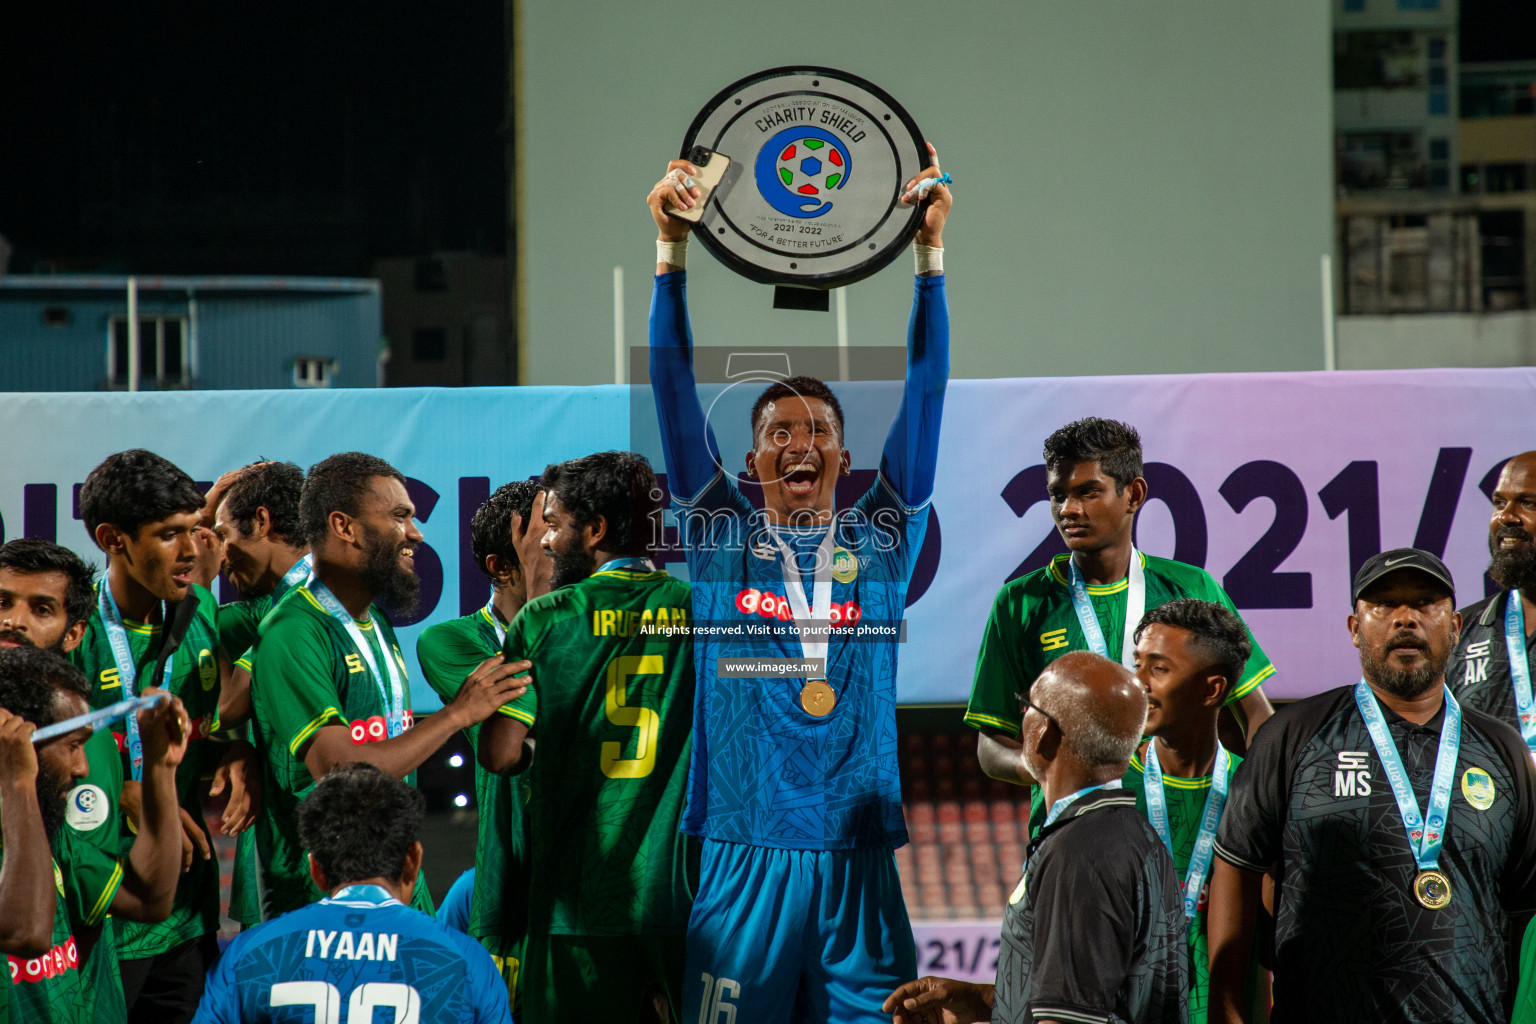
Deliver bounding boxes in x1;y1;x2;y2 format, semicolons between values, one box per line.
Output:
198;648;217;690
1462;766;1496;810
831;546;858;584
1459;639;1493;687
1334;751;1371;798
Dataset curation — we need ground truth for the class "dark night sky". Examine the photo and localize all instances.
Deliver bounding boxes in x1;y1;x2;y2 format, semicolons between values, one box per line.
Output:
1461;0;1536;62
0;3;507;276
0;3;1529;277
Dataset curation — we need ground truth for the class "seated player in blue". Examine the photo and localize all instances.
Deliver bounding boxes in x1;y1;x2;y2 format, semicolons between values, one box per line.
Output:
645;146;952;1023
192;764;510;1024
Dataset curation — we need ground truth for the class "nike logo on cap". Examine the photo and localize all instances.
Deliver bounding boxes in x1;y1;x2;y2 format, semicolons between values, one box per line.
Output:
1382;556;1416;567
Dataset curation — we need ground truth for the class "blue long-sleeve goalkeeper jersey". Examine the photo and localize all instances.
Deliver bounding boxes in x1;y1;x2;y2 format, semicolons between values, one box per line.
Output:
648;270;948;850
192;884;512;1024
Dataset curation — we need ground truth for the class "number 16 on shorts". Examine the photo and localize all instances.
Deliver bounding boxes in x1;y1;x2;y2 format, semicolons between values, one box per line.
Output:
697;974;740;1024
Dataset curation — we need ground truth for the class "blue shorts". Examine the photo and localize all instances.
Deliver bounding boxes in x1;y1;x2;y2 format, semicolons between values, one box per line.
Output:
683;840;916;1024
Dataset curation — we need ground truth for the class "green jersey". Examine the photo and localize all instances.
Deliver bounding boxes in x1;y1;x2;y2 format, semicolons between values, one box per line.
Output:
71;584;223;961
416;605;531;946
60;727;130;1024
1124;748;1265;1024
218;595;271;667
0;827;126;1024
966;552;1274;737
499;566;695;936
1514;916;1536;1023
248;584;432;917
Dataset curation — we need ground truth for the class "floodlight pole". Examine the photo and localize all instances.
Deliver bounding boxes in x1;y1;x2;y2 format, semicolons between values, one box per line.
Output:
127;276;140;392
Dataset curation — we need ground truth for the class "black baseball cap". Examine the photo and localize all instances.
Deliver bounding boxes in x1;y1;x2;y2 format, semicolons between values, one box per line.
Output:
1351;547;1456;605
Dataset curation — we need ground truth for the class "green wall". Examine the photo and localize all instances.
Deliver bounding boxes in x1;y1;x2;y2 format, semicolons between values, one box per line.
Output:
521;1;1333;384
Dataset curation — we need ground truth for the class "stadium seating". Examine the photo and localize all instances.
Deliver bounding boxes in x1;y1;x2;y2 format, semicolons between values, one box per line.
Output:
897;729;1028;919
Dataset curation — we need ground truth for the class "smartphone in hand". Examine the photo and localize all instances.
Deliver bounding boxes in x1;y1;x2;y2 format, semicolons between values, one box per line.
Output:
667;146;732;224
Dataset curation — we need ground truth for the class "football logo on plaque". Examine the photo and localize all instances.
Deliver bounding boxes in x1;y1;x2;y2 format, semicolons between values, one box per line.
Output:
678;66;929;309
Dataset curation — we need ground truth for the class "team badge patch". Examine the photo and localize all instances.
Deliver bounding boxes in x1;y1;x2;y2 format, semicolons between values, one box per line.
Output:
831;546;858;584
65;784;110;832
1461;766;1495;810
199;648;217;690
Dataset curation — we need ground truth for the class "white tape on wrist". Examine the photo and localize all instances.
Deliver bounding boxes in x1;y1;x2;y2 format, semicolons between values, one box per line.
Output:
914;243;943;275
657;238;689;269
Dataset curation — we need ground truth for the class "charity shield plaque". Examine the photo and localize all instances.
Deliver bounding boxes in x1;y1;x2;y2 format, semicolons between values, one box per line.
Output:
679;66;929;300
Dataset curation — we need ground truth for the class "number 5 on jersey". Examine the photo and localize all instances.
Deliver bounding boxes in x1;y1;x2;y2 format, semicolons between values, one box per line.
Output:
602;655;663;779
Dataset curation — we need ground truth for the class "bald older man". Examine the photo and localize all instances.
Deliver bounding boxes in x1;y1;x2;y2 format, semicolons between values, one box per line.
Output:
885;651;1188;1024
1447;451;1536;753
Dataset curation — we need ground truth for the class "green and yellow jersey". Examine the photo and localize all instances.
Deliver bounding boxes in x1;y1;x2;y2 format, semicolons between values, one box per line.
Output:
70;584;223;962
416;604;529;996
966;552;1274;737
248;584;432;918
59;726;129;1024
217;597;270;669
0;827;128;1024
1124;748;1266;1024
497;566;696;937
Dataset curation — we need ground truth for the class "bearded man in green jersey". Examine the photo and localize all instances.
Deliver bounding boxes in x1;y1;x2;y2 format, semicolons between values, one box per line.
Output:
480;451;696;1024
417;478;549;1003
1127;600;1269;1024
0;645;188;1024
1;539;157;1024
77;449;260;1024
967;419;1276;835
248;452;530;918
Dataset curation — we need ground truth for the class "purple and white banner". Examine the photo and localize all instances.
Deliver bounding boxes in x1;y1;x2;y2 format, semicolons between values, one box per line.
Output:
0;366;1530;705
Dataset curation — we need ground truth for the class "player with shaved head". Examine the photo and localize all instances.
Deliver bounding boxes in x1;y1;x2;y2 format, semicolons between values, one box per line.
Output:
886;651;1188;1024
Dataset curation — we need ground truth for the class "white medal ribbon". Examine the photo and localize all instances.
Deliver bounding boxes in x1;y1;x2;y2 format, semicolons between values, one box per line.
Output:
769;523;836;679
305;580;407;737
1066;548;1145;669
1142;740;1231;921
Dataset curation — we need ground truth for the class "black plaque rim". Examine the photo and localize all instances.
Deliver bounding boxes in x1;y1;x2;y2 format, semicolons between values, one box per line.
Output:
679;65;928;290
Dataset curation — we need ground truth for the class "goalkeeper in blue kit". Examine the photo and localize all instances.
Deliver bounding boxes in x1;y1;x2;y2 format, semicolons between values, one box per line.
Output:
645;145;952;1023
192;764;510;1024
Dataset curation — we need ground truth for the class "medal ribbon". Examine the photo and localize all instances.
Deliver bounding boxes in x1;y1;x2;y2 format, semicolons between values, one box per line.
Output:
1142;740;1231;920
98;584;174;782
305;580;407;738
1066;549;1145;668
1504;590;1536;753
1024;778;1124;876
279;553;314;597
769;524;836;681
1353;678;1460;873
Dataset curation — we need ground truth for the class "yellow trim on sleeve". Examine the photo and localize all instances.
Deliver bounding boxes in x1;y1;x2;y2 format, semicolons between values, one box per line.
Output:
1226;663;1274;704
288;707;344;756
234;656;253;673
84;859;125;926
497;704;536;726
963;711;1020;736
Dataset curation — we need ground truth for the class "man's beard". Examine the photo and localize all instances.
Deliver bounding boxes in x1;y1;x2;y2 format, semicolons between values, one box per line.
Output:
0;629;65;653
1363;631;1447;700
1488;524;1536;592
550;545;597;589
37;763;72;840
359;530;420;617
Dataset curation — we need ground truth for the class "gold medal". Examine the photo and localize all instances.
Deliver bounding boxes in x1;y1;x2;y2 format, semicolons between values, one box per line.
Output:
800;679;836;717
1414;869;1452;910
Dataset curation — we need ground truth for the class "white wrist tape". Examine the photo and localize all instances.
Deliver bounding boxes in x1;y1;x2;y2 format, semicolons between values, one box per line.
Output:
657;238;689;269
914;243;943;275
